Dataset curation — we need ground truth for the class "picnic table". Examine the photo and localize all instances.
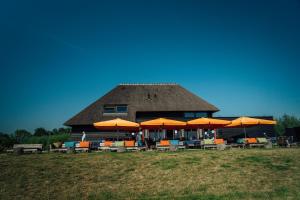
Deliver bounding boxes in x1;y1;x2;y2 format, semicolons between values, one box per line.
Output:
9;144;43;154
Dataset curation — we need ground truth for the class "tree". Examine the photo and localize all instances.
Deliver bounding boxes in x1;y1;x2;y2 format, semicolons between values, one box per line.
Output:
51;128;59;135
275;114;300;136
0;132;16;151
34;128;49;136
58;127;71;134
14;129;31;143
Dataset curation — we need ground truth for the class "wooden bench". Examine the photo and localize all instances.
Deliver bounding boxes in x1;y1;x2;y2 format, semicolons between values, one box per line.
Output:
12;144;43;154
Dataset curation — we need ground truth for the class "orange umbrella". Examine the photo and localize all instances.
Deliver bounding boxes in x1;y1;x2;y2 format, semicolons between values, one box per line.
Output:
140;118;186;130
187;117;231;129
187;118;231;140
225;117;277;138
93;118;139;131
258;119;277;125
225;117;260;128
226;117;277;127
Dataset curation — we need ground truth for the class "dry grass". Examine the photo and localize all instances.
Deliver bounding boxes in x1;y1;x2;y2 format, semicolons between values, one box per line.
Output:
0;148;300;200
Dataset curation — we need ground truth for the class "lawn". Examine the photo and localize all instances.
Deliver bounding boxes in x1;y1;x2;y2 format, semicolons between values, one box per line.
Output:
0;148;300;200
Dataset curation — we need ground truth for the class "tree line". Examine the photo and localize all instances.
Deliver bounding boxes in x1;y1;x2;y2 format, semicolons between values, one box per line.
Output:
274;114;300;136
0;127;71;151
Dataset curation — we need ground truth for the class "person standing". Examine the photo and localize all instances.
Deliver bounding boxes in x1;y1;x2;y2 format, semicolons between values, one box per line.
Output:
81;131;86;142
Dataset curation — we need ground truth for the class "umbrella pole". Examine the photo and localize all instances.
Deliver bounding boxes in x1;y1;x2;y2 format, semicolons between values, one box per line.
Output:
214;128;216;140
243;126;247;139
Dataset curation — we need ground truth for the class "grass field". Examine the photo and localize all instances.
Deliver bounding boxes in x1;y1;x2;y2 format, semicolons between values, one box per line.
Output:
1;148;300;200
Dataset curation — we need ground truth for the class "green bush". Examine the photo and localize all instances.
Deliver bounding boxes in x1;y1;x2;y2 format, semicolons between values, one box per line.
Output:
275;114;300;136
48;134;70;144
0;133;16;152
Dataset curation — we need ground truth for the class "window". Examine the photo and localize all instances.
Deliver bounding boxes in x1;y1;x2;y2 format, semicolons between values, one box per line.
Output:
184;112;207;118
195;112;207;118
103;106;115;113
103;105;128;113
116;105;128;113
184;112;195;118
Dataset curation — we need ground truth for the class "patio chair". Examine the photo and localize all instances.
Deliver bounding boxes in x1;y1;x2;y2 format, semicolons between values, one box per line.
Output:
232;138;246;148
64;141;76;148
75;141;91;152
186;140;201;148
109;141;125;152
98;140;113;151
61;141;77;153
245;138;257;148
256;137;268;144
202;139;217;150
214;139;231;150
246;138;257;144
169;140;180;151
98;140;107;150
125;140;138;151
90;141;101;150
247;137;268;148
156;140;170;151
214;139;224;144
178;141;186;149
170;140;179;146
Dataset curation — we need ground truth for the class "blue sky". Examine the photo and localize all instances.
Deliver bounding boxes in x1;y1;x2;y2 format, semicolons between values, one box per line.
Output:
0;0;299;133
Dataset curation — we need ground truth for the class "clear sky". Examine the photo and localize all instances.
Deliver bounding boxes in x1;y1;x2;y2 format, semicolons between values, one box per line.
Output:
0;0;299;133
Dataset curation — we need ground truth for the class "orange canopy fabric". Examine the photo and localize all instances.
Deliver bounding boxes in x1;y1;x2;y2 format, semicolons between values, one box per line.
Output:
258;119;277;125
187;118;231;129
226;117;276;128
226;117;259;127
140;118;186;129
93;118;139;130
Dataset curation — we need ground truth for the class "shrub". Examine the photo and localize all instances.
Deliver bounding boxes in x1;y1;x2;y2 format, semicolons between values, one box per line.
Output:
0;133;16;152
14;129;31;143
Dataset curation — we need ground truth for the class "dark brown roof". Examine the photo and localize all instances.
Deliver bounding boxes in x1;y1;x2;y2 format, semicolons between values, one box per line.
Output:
64;84;219;126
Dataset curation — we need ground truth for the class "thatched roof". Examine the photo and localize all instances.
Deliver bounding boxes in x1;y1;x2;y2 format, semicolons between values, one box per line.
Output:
64;84;219;126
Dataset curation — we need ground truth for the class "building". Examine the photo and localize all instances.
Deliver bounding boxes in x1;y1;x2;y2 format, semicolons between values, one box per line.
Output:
285;126;300;142
64;83;219;140
64;83;275;140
